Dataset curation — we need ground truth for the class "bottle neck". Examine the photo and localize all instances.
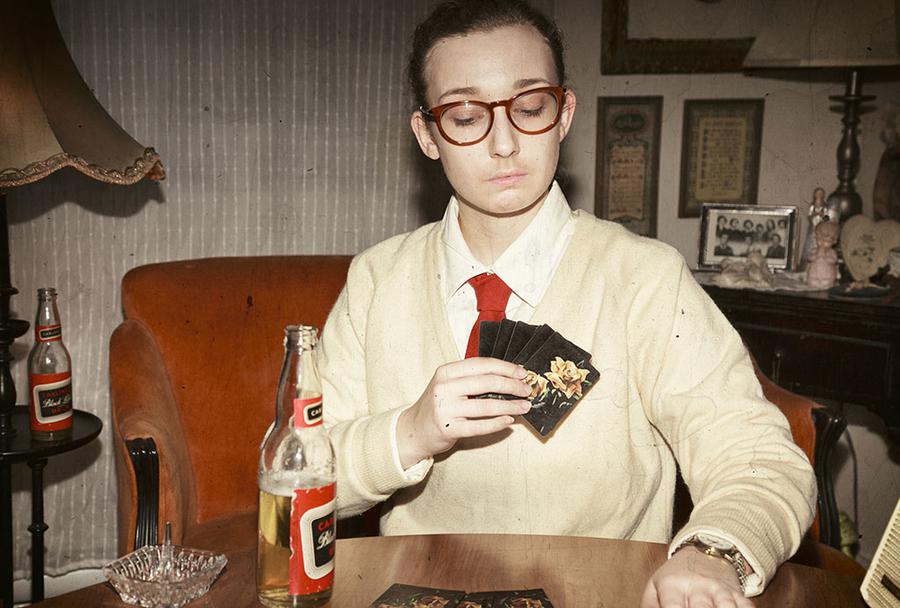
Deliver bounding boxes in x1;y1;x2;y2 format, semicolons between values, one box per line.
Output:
35;290;62;342
276;326;322;430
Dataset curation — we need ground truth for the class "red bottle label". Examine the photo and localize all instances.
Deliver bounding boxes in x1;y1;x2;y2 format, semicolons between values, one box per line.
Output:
35;324;62;342
29;372;73;431
289;483;335;596
293;397;323;429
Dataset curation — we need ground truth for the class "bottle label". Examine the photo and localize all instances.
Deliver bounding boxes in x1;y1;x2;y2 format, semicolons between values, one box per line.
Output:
293;397;323;429
289;483;335;596
30;372;73;430
36;324;62;342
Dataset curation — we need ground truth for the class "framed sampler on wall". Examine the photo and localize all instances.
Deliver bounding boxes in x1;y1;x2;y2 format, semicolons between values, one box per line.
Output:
595;96;662;237
678;99;764;218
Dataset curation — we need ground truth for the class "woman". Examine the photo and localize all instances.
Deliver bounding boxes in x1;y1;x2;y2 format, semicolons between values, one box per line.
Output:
319;2;814;607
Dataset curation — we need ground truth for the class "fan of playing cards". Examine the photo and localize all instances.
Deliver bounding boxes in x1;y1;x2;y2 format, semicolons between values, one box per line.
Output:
476;320;599;437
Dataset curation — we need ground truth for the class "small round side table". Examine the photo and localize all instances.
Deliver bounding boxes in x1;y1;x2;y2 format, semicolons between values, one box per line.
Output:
0;406;102;607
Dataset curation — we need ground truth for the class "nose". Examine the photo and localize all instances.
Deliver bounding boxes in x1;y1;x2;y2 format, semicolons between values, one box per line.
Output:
487;107;519;158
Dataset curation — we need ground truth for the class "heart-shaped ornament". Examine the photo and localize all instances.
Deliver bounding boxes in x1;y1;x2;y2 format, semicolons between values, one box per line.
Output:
840;216;900;281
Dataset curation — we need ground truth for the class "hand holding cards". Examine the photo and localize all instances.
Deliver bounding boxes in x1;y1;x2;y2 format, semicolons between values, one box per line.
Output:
477;320;599;437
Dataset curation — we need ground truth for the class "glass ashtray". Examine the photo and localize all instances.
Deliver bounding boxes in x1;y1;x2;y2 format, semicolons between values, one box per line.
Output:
103;523;227;608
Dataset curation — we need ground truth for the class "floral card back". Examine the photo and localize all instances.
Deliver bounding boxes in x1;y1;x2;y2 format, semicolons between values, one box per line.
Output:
520;332;599;437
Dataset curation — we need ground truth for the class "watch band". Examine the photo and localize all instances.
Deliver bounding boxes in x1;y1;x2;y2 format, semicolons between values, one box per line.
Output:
675;535;750;592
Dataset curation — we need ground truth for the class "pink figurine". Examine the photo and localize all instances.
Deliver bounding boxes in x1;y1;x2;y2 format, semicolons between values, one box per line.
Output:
806;221;841;289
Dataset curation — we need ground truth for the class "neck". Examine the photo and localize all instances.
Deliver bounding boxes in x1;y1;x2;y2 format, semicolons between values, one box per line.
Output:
457;189;549;266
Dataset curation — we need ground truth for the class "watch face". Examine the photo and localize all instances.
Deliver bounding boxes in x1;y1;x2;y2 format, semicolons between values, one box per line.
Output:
695;533;735;551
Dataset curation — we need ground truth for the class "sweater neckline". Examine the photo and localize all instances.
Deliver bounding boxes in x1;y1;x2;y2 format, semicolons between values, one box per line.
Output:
425;210;593;362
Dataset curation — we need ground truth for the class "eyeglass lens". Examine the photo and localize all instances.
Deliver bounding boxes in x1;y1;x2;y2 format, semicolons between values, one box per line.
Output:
439;89;560;145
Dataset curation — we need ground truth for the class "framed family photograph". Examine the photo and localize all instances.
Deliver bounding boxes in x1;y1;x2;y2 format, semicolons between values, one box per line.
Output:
699;204;799;271
678;99;764;218
595;96;662;237
600;0;765;74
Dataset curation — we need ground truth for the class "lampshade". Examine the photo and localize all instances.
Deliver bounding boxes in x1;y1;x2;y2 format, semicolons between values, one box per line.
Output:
0;0;164;188
743;0;900;69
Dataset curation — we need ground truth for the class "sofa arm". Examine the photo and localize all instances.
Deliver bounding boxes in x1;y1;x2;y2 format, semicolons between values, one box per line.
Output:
110;319;196;555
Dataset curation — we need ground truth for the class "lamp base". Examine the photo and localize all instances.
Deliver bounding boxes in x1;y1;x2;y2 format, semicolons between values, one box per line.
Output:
827;69;875;223
0;194;30;438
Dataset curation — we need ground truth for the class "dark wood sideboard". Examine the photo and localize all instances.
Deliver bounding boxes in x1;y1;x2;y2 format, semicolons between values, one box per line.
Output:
700;279;900;443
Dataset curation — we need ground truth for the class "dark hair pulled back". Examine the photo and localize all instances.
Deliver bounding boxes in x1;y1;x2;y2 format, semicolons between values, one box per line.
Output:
408;0;566;110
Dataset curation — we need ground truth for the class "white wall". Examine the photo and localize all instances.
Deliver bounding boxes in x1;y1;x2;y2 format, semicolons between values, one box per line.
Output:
554;0;900;564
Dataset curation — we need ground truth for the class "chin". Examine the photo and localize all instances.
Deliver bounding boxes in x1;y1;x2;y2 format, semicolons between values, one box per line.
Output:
464;184;549;217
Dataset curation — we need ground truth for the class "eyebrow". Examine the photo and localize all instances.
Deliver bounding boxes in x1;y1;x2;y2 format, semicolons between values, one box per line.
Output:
435;78;552;104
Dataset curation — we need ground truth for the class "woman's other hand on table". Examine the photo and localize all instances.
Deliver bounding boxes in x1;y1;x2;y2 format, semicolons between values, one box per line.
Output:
640;547;754;608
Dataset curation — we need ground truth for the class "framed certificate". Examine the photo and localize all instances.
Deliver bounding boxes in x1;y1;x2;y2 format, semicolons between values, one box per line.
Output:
678;99;764;218
595;96;662;237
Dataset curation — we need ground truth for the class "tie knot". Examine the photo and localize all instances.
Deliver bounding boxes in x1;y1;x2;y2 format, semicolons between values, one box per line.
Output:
468;272;512;313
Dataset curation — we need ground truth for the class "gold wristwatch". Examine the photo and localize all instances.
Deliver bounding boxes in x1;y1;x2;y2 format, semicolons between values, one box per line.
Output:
675;533;750;592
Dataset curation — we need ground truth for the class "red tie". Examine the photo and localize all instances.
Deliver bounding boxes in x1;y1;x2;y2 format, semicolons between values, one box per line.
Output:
465;272;513;358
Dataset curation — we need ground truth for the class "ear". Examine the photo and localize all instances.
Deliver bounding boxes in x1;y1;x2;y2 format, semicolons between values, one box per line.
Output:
557;89;577;143
410;111;441;160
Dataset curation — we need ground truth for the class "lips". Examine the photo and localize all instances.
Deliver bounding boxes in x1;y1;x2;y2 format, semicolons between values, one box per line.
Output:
489;171;527;186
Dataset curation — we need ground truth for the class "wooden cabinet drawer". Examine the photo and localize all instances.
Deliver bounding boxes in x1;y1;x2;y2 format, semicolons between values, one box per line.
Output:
734;322;892;407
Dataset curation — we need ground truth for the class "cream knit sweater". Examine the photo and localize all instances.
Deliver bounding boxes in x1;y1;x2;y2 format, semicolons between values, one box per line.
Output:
320;211;816;589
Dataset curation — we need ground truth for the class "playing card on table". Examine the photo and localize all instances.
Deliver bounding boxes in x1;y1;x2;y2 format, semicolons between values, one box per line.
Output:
368;583;467;607
520;332;599;437
459;589;554;607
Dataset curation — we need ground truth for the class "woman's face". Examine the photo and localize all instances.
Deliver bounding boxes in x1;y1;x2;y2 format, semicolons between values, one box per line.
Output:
410;24;576;217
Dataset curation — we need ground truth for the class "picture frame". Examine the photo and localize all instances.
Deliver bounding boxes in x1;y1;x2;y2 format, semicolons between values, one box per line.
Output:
595;96;662;237
678;99;764;218
600;0;756;74
699;204;799;271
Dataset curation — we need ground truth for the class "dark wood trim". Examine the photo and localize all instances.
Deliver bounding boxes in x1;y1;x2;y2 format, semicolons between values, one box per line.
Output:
601;0;754;75
812;407;846;549
126;437;159;550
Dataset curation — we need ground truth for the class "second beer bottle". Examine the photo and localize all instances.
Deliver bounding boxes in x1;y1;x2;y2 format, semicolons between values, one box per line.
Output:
28;287;74;441
257;325;336;608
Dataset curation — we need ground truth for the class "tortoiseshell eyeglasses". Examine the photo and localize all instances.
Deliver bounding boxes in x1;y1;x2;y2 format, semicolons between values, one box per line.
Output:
420;85;566;146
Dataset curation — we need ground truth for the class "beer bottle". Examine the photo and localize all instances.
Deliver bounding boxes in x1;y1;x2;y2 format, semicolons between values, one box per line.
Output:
28;287;74;441
257;325;336;608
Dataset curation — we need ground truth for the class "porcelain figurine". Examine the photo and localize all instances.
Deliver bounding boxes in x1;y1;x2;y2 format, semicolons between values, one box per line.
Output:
806;221;840;289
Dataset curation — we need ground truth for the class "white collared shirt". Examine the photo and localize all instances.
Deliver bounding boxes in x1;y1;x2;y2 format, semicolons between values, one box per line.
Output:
440;181;576;357
388;182;574;481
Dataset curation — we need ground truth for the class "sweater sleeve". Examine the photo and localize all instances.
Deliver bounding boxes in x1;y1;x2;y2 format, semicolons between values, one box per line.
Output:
320;256;431;519
632;256;816;592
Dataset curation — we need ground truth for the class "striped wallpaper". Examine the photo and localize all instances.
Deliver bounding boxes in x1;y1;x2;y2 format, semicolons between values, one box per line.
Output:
5;0;487;577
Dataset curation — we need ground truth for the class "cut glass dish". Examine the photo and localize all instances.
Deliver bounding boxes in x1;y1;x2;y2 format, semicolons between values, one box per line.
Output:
103;522;227;608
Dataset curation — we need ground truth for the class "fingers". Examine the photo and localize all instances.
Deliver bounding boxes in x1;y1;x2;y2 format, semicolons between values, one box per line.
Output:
454;398;531;420
445;374;532;400
639;580;660;608
438;357;529;381
654;582;687;608
446;416;517;438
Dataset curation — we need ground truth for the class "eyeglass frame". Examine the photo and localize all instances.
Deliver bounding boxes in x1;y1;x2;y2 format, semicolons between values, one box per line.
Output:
420;85;567;147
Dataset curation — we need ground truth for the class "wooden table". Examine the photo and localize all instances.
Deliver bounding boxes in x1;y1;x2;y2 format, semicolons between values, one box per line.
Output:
33;533;863;607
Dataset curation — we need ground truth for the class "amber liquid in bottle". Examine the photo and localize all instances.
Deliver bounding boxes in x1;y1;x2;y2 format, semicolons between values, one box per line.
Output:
256;325;335;608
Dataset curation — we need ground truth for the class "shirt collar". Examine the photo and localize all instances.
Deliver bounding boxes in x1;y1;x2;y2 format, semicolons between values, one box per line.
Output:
439;181;574;306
